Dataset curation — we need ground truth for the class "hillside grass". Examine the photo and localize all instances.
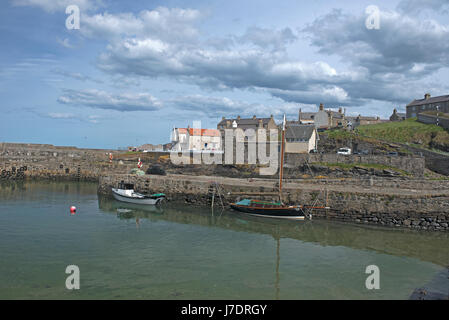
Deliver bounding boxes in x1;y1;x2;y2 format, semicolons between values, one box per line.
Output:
355;118;449;150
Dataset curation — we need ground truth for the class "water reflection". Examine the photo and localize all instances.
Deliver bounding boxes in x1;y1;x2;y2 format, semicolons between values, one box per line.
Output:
98;196;449;268
1;181;448;299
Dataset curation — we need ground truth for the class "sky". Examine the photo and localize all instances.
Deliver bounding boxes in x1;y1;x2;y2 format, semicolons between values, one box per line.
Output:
0;0;448;149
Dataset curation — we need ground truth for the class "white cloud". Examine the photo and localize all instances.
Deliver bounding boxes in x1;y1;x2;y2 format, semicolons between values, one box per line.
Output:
81;7;202;42
57;89;162;111
47;112;76;119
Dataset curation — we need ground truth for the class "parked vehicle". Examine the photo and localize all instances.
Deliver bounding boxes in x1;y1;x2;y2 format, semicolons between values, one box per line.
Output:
337;147;352;155
309;149;318;154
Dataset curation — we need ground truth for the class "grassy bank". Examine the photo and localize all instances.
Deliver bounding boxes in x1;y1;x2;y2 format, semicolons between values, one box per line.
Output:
356;118;449;151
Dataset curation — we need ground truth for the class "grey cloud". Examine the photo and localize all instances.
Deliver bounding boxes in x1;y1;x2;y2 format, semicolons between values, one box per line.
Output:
302;9;449;77
169;94;305;119
57;89;162;112
237;27;297;51
397;0;449;15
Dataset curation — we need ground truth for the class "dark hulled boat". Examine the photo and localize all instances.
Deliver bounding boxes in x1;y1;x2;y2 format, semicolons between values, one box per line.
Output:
230;115;329;219
230;199;305;220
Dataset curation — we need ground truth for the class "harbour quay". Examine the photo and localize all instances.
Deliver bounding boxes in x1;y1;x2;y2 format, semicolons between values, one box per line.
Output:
98;173;449;232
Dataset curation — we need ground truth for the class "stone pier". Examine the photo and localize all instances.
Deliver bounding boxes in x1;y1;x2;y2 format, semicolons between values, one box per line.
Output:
99;174;449;232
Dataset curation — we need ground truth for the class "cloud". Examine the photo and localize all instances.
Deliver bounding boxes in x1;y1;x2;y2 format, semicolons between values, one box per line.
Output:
47;112;76;119
81;7;202;42
57;38;74;48
96;30;357;97
236;27;297;51
168;94;310;119
301;8;449;104
51;68;103;83
11;0;103;12
57;89;162;111
397;0;449;15
34;111;102;123
303;9;449;78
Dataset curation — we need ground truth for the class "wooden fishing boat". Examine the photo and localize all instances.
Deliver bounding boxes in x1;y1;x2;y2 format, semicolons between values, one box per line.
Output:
230;199;305;220
230;115;328;219
111;182;165;205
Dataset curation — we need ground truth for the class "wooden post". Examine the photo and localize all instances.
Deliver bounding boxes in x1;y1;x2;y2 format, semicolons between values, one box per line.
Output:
279;115;286;203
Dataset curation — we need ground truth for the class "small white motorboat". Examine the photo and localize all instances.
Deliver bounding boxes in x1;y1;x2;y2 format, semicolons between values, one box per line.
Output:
112;182;165;205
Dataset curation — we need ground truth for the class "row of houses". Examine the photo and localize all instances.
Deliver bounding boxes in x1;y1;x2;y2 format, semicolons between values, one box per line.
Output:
169;102;391;154
170;122;320;154
135;93;448;155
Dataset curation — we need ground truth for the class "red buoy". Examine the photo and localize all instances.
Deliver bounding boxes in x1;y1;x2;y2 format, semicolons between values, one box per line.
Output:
70;206;76;214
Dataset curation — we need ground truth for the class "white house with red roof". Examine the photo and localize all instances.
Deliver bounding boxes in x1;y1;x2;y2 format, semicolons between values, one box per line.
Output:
171;127;221;151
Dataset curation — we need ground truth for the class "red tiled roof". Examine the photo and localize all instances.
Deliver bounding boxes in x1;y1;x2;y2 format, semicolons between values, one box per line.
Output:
177;128;220;136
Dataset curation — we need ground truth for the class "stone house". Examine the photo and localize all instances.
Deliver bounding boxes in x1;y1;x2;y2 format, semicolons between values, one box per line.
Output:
296;104;347;129
346;115;382;128
406;93;449;118
217;115;278;132
217;115;278;143
389;109;406;121
284;125;319;154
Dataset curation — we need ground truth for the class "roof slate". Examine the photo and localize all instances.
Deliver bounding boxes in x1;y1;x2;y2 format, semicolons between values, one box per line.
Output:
407;95;449;107
285;125;316;141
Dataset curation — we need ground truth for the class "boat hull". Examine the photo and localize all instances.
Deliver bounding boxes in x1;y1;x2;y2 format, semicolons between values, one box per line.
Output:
230;204;305;220
112;190;164;205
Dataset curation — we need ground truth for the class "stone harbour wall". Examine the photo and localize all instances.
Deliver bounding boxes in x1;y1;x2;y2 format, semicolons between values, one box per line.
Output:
98;174;449;232
0;142;133;181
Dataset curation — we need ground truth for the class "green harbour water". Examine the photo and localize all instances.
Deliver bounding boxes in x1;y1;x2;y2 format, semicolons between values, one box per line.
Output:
0;181;448;299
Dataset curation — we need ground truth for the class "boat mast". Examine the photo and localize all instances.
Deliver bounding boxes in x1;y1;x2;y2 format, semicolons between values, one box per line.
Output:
279;114;286;202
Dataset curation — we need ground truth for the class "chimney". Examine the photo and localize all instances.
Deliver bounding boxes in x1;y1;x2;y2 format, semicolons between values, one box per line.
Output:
252;115;257;120
425;93;431;100
237;115;241;120
258;119;263;128
319;103;324;111
393;108;397;114
222;116;225;120
226;120;231;128
298;108;302;121
270;114;274;119
338;107;342;114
